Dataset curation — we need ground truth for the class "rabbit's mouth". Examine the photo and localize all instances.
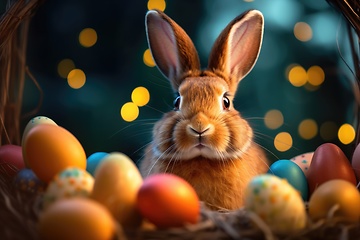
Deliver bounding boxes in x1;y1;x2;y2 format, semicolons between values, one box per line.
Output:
195;143;205;150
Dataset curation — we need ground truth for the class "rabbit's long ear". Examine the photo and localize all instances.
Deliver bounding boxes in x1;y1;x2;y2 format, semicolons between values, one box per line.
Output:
145;10;200;90
208;10;264;91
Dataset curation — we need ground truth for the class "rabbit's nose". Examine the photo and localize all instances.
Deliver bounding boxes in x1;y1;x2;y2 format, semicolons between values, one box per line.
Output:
189;126;209;135
187;125;212;137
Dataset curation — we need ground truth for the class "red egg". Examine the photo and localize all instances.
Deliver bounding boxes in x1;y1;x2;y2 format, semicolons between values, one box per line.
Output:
0;144;25;177
137;174;200;228
307;143;357;195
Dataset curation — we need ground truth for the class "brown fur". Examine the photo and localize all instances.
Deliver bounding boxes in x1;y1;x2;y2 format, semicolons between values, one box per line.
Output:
142;9;269;210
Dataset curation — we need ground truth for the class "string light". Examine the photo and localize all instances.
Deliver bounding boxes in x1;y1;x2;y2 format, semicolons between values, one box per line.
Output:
147;0;166;11
287;65;307;87
143;49;156;67
58;59;75;78
298;119;318;140
79;28;98;48
274;132;293;152
307;65;325;86
338;123;355;145
294;22;312;42
131;87;150;107
67;69;86;89
121;102;139;122
264;109;284;129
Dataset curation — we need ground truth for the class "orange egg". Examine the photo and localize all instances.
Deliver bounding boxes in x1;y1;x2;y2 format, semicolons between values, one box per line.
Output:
24;124;86;183
137;173;200;228
38;198;115;240
308;179;360;222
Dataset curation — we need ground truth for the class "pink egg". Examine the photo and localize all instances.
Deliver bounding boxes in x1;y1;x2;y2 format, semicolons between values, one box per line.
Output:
290;152;313;177
351;142;360;181
0;144;25;177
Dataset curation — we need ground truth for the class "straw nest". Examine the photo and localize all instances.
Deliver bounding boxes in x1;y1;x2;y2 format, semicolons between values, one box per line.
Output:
1;167;360;240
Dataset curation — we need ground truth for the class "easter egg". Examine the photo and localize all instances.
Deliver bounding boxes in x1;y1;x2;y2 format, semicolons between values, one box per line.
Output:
268;159;308;200
43;167;94;209
21;116;57;168
91;152;143;227
13;168;46;193
0;144;24;177
86;152;108;176
137;173;200;228
308;179;360;222
351;142;360;180
290;152;313;176
38;198;115;240
23;124;86;183
244;174;306;234
307;143;356;195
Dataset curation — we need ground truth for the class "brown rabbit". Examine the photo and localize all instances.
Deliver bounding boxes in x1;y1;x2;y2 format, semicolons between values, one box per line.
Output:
140;9;269;210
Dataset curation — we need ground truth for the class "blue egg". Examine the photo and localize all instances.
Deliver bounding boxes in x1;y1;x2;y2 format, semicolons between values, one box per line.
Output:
13;168;46;193
86;152;108;176
268;159;309;201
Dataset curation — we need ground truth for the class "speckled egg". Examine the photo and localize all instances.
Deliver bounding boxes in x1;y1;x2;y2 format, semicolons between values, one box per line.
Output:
43;167;94;209
290;152;313;177
244;174;307;234
13;168;46;193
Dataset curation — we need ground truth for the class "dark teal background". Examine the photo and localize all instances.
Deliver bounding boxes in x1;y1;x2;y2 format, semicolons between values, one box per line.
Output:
2;0;356;163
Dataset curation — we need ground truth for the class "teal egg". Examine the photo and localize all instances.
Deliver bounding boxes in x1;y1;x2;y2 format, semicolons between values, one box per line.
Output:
86;152;108;176
268;159;308;201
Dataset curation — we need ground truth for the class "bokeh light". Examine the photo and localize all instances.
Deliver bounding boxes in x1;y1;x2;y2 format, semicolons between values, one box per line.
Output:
121;102;139;122
288;65;307;87
67;69;86;89
147;0;166;11
298;119;318;140
320;121;337;141
79;28;98;48
307;65;325;86
274;132;293;152
58;59;75;78
143;49;156;67
264;109;284;129
293;22;312;42
131;86;150;107
338;123;356;145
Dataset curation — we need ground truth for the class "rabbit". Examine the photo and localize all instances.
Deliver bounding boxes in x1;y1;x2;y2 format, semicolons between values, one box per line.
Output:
140;9;269;211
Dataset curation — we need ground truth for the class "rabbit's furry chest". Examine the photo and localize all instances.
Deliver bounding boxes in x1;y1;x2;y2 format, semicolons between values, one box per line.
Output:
141;143;268;210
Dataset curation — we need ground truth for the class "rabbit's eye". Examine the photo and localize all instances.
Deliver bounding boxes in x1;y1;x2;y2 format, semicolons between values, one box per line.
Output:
173;96;181;110
223;96;230;110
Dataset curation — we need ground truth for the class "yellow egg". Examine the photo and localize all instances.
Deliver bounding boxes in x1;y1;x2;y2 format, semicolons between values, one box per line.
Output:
24;124;86;183
43;167;94;209
308;179;360;222
244;174;306;234
91;152;143;227
38;198;115;240
21;116;57;167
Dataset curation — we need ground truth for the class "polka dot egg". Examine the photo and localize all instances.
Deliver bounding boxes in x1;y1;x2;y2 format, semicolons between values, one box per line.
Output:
244;174;306;234
43;167;94;209
291;152;314;177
